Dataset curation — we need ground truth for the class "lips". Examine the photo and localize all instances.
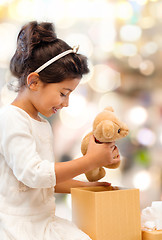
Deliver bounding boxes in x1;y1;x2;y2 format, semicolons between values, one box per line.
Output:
52;107;58;114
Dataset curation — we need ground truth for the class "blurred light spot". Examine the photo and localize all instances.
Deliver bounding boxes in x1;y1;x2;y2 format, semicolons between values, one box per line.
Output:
16;0;34;19
120;25;142;42
0;23;17;63
65;33;93;57
134;148;151;166
99;19;116;52
133;170;151;191
127;106;147;125
128;54;143;69
63;94;86;117
31;0;52;22
98;92;121;112
80;61;94;85
116;2;133;20
113;42;123;58
140;17;155;29
141;42;158;57
93;46;111;62
59;94;89;129
121;43;137;56
46;0;66;23
88;64;121;93
132;0;148;5
139;60;155;76
149;2;162;20
65;1;114;19
56;18;74;29
0;0;12;4
137;128;156;146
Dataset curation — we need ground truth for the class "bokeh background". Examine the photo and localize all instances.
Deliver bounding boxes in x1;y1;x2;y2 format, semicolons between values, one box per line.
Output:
0;0;162;220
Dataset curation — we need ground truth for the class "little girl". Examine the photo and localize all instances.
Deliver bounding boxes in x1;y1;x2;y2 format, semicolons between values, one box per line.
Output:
0;21;120;240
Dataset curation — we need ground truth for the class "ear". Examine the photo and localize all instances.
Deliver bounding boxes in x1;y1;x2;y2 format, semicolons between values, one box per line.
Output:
102;120;115;139
94;120;115;141
27;72;40;90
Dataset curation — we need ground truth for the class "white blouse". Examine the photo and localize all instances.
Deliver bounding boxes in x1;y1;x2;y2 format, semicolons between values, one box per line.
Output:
0;105;56;216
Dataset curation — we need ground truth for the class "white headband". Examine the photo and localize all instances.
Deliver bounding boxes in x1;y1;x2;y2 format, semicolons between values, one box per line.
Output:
34;45;79;74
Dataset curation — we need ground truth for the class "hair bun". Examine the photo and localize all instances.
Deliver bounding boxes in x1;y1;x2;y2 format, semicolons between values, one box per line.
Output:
10;21;57;79
30;21;57;45
17;21;57;59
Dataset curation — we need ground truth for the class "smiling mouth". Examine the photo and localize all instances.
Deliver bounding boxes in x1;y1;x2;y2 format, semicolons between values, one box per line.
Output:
52;107;58;113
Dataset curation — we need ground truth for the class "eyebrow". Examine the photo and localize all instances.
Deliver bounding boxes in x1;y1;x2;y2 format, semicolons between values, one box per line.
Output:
63;88;72;92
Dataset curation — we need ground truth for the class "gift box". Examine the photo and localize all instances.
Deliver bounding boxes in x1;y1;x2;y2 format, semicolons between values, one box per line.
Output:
71;186;141;240
142;230;162;240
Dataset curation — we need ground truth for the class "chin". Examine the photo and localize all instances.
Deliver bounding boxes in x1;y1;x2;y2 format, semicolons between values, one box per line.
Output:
39;111;52;118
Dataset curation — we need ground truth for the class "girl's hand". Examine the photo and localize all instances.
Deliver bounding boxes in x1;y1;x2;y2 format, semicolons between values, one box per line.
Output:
111;145;120;164
85;181;111;187
86;135;120;169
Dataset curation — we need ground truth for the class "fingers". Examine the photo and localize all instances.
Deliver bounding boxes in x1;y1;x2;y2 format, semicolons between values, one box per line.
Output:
112;145;119;157
96;181;111;187
111;153;120;167
103;142;116;151
110;145;120;166
91;181;111;187
106;141;115;148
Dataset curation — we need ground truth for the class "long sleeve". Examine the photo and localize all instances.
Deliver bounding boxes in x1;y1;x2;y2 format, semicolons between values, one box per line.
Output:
0;106;56;188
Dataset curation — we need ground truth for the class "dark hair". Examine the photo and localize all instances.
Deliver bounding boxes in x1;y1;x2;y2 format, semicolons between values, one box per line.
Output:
10;21;89;88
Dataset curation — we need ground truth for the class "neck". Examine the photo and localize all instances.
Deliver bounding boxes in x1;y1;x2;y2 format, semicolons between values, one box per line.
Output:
11;91;41;121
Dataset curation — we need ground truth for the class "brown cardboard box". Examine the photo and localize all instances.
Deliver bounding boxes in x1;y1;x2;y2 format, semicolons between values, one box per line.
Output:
71;186;141;240
142;230;162;240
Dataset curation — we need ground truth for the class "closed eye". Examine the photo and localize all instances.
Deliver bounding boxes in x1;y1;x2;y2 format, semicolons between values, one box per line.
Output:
60;92;66;97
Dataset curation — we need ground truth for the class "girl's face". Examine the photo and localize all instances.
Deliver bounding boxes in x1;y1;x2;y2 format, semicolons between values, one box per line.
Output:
32;78;80;118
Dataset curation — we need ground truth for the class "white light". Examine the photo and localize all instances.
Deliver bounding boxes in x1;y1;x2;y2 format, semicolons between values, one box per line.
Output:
120;25;142;42
121;43;137;57
59;94;89;129
65;0;114;19
80;61;94;85
17;0;34;19
63;94;86;117
128;54;143;69
137;128;156;146
139;60;155;76
133;170;151;191
140;17;155;29
133;0;148;5
98;19;116;52
128;106;148;125
116;2;133;20
46;0;66;23
89;64;121;93
141;42;158;56
0;0;12;5
98;92;121;112
65;33;93;57
0;23;17;63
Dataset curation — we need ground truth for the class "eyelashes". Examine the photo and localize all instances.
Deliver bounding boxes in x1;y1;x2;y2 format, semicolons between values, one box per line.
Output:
60;92;66;97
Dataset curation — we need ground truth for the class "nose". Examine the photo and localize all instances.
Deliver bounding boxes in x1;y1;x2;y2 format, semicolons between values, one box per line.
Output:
62;97;69;107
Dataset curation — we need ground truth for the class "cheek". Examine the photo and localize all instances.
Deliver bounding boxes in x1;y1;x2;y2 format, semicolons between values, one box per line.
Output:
46;93;62;106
